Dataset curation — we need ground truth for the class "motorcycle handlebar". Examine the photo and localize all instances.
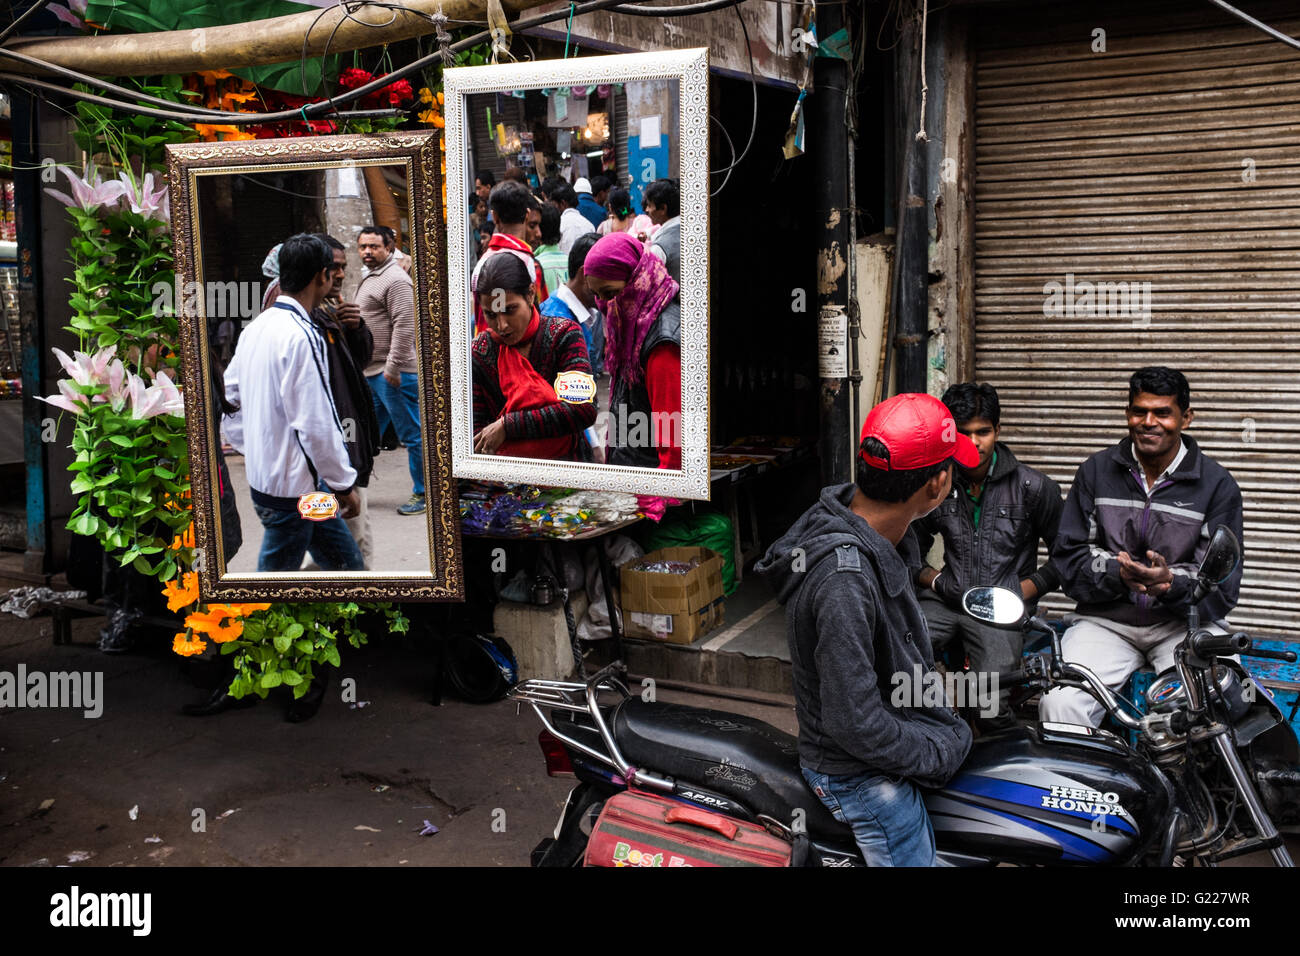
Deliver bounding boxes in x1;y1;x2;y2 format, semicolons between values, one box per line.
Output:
1187;631;1251;659
1054;661;1144;731
1184;628;1296;664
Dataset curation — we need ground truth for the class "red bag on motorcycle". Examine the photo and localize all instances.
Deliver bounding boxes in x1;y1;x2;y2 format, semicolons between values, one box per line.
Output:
585;790;792;867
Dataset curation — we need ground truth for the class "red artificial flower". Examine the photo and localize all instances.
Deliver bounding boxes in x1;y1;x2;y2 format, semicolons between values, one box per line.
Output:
337;68;375;91
384;77;414;107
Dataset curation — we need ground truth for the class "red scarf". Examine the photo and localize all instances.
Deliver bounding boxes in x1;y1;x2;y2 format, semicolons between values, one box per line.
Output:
486;309;575;460
474;234;548;335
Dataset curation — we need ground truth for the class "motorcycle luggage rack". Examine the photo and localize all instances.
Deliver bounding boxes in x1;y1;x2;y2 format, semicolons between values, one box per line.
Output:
509;663;674;794
509;676;630;713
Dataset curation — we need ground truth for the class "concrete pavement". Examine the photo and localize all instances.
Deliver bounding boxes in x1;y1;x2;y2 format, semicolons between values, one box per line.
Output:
0;607;796;867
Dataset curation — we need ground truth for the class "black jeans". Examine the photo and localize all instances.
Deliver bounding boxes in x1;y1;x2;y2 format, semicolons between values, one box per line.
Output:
919;590;1023;733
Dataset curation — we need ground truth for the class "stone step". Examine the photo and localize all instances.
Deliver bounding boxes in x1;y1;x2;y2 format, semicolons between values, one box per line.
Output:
621;637;792;696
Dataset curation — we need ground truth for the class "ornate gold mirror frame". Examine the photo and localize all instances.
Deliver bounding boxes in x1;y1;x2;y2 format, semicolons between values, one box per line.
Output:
166;132;463;601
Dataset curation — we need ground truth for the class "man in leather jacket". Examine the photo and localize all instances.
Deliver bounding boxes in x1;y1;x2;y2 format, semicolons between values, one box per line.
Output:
912;383;1064;732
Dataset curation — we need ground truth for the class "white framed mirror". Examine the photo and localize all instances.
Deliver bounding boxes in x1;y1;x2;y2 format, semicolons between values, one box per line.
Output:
444;48;710;500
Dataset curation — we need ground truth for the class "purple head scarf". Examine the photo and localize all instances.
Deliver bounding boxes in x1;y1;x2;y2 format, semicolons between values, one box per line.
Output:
583;232;679;387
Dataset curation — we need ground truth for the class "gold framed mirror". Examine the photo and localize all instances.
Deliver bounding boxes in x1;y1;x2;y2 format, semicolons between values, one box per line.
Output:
167;132;462;601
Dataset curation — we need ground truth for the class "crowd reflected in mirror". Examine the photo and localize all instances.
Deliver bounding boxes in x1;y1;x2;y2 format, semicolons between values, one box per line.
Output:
198;165;430;574
465;82;685;474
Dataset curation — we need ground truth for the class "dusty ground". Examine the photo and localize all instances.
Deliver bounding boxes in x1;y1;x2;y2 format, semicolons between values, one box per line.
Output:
0;608;796;868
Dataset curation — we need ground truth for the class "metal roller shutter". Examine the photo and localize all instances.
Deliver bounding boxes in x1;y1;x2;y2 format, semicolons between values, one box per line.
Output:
972;7;1300;639
468;94;525;186
614;86;628;185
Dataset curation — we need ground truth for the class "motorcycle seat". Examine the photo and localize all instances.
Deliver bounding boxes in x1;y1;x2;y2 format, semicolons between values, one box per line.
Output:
611;697;850;841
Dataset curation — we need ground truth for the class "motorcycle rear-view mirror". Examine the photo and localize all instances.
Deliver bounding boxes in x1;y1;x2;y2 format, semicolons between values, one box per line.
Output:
962;586;1025;628
1197;525;1241;587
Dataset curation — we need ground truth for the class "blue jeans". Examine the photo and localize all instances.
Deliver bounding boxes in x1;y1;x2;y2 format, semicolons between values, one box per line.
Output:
801;767;937;866
367;371;424;496
254;504;365;572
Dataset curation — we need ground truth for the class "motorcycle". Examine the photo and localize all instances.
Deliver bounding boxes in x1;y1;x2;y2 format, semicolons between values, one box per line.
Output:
510;525;1300;866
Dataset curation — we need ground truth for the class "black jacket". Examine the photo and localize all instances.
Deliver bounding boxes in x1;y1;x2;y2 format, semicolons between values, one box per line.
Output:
912;442;1063;608
1052;435;1243;627
755;484;972;787
311;302;379;487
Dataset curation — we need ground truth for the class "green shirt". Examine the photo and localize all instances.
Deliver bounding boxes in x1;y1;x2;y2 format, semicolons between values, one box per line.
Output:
534;243;568;296
966;449;996;528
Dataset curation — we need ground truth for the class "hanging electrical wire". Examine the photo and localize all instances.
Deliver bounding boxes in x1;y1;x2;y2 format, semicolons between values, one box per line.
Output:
0;0;807;136
708;1;758;195
0;0;653;125
0;0;803;194
914;0;927;142
0;0;52;48
0;45;254;117
610;0;742;15
1206;0;1300;51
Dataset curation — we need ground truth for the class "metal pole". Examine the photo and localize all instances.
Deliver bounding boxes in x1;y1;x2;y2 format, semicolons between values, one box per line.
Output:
891;8;929;396
813;1;852;485
13;88;47;576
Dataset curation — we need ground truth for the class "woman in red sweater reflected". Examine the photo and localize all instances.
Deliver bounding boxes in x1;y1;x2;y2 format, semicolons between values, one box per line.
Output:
582;232;682;471
471;251;596;462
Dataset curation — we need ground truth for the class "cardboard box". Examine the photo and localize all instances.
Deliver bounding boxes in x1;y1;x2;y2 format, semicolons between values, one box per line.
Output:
620;547;726;645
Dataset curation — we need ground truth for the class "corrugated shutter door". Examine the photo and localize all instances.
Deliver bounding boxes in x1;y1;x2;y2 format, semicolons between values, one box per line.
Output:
973;9;1300;638
614;86;628;184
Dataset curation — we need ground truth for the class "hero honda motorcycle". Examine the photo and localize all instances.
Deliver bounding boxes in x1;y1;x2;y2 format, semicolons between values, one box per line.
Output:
510;525;1300;866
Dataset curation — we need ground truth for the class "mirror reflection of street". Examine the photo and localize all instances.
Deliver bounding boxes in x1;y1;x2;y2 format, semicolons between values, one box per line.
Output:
222;450;427;573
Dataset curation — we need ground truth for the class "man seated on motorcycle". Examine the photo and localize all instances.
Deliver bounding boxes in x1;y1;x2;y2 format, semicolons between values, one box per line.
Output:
1041;366;1244;728
912;383;1064;733
756;393;976;867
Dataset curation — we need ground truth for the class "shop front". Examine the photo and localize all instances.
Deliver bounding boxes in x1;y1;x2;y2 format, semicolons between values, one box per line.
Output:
957;1;1300;640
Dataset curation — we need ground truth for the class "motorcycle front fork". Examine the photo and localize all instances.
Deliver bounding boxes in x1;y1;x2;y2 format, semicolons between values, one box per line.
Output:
1210;734;1294;867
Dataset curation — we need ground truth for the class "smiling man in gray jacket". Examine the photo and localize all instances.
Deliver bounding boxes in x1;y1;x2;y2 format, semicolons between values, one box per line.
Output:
1041;367;1243;728
757;393;977;866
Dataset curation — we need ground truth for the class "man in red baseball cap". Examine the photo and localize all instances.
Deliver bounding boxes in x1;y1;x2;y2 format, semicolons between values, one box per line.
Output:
756;393;977;866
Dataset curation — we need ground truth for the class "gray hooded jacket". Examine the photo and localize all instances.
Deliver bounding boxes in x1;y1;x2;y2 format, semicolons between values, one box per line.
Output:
755;484;972;788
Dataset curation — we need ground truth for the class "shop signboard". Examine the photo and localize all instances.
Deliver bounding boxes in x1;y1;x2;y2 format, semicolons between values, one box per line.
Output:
528;1;803;89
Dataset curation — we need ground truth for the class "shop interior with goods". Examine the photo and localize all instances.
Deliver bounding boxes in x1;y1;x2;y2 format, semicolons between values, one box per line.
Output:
455;57;824;682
